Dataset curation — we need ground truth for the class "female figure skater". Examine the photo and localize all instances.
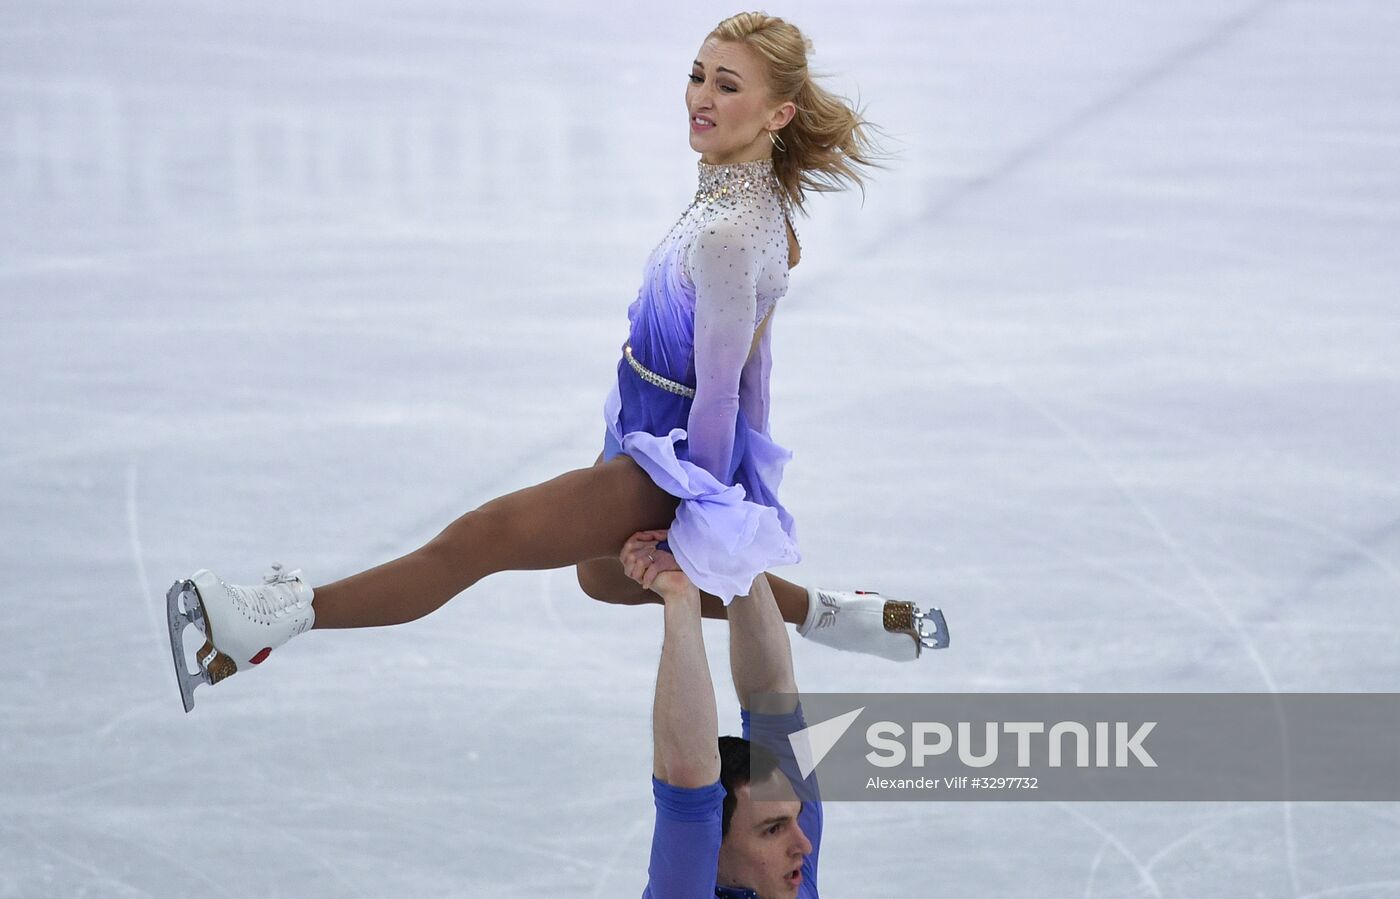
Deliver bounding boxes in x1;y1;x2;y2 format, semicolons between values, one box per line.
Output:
165;12;948;713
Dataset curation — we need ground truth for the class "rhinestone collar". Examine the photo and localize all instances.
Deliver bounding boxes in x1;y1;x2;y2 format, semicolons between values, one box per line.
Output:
694;157;781;206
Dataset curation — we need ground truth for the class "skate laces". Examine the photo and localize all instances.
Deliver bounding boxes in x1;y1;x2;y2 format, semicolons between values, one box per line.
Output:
225;563;309;620
262;561;300;587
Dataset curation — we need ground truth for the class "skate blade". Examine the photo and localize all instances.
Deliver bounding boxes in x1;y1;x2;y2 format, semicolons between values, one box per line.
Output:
165;579;238;713
913;605;950;651
166;580;208;712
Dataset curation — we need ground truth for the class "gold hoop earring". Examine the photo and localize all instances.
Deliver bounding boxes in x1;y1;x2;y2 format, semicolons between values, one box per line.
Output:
769;130;787;152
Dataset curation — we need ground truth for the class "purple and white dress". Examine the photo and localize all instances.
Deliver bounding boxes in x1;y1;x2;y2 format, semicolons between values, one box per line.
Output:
603;157;801;604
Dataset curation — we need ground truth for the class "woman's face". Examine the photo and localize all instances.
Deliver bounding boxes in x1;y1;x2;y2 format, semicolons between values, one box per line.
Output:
687;37;794;165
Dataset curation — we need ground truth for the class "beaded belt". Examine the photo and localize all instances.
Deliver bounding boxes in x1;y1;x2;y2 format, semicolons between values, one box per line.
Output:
624;344;696;398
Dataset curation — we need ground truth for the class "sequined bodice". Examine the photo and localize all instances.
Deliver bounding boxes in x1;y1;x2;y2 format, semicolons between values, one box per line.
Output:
642;157;797;328
614;156;795;476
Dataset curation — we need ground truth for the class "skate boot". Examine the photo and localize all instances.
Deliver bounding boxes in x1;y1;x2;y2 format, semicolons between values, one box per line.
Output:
797;588;949;661
165;562;315;712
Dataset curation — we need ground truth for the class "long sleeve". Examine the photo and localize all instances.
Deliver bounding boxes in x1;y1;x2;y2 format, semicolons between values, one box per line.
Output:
737;312;773;435
686;216;762;481
642;778;725;899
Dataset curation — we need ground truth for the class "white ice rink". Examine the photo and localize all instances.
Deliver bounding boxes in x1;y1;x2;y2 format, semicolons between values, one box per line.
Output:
3;1;1399;895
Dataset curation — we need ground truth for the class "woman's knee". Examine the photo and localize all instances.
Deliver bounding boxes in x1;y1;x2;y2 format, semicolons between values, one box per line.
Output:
575;559;653;606
424;506;510;573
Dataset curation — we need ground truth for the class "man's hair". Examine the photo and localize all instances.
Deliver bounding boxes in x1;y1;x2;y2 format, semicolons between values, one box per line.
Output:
718;736;780;838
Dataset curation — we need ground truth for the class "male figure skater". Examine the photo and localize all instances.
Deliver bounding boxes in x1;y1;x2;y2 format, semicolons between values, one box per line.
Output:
620;530;821;898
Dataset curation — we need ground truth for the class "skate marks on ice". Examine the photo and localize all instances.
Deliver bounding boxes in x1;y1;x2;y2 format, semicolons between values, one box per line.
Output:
795;307;1297;685
128;460;226;715
124;462;161;664
913;328;1312;895
124;460;213;720
1055;802;1165;899
857;0;1287;252
4;805;231;899
784;280;1318;889
818;289;1398;893
1074;805;1325;899
1294;884;1400;899
582;815;654;899
799;6;1400;851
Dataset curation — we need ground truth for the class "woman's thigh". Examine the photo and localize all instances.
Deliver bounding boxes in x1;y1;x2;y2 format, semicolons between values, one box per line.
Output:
468;450;678;573
574;452;660;604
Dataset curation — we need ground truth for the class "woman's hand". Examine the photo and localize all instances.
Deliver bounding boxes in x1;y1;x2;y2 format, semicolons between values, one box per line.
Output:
620;530;692;601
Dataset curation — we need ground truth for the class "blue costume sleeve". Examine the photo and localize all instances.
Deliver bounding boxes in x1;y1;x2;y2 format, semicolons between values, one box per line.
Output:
642;776;725;899
742;707;824;895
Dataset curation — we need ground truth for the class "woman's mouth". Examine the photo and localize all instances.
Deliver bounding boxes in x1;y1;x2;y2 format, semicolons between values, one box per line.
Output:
690;114;716;133
786;868;802;888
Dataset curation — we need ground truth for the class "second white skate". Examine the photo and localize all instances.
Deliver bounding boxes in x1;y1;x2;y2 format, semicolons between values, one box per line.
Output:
797;588;949;661
166;563;315;713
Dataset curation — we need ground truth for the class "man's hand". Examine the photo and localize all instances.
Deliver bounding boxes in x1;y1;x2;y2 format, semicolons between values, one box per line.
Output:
621;530;692;601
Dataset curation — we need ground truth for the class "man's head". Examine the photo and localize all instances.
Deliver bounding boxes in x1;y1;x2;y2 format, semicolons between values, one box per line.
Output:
717;736;813;898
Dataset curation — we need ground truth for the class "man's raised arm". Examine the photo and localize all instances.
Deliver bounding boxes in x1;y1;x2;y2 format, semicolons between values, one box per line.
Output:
728;573;799;711
622;531;720;788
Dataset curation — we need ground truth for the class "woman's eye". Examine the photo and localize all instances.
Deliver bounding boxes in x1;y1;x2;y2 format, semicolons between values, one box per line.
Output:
688;74;737;92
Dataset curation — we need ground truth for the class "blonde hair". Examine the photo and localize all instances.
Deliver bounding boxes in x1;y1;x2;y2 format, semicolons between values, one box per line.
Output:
708;11;887;214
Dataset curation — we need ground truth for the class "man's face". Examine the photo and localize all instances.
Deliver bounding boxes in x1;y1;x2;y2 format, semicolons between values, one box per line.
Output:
717;773;813;898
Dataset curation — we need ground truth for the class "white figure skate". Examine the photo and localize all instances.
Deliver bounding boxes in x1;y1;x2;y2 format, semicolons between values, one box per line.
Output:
165;563;315;712
797;588;949;662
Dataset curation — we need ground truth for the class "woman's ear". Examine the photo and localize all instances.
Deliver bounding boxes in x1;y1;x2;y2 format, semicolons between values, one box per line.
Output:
773;101;797;130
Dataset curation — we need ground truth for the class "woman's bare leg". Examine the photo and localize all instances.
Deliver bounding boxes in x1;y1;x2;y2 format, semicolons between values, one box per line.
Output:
312;454;679;629
571;453;811;625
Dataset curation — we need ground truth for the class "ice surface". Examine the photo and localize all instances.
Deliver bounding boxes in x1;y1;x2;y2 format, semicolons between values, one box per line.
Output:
3;1;1398;895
